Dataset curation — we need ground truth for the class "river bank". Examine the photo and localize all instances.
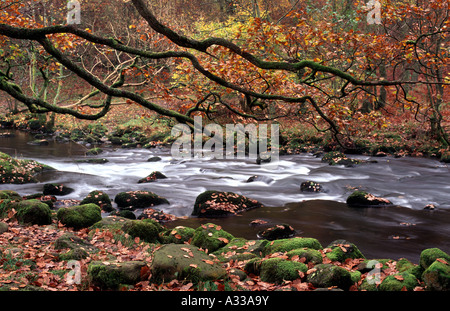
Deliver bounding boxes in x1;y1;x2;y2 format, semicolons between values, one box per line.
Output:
1;124;449;291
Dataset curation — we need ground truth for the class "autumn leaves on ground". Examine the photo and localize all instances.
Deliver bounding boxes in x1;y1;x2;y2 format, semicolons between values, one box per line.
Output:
1;188;449;292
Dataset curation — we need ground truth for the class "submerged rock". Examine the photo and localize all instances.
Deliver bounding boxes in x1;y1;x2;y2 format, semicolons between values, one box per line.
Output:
246;175;274;184
346;191;392;207
192;190;263;217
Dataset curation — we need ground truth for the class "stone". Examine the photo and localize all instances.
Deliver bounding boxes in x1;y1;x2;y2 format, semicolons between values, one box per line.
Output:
150;244;226;284
114;190;169;210
257;224;296;240
419;248;450;270
260;258;308;284
138;171;167;183
14;199;52;226
160;226;195;244
0;221;8;234
192;190;263;217
378;272;419;291
263;237;323;255
56;203;102;229
43;183;75;196
422;258;450;291
300;181;323;192
191;223;234;253
346;190;392;207
121;219;162;243
80;190;113;212
286;248;323;264
306;264;353;290
325;239;365;262
88;261;149;290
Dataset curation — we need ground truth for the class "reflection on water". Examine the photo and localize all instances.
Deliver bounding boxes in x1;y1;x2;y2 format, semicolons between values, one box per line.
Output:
1;129;449;262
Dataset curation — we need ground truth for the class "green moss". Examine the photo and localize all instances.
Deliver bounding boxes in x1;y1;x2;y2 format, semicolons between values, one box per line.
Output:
326;240;365;262
286;248;323;264
121;219;161;243
192;190;263;217
14;199;52;225
0;152;53;184
191;223;234;253
306;263;353;290
263;237;323;255
57;203;102;229
422;259;450;291
80;190;113;212
161;226;195;244
379;272;418;291
114;190;169;209
213;238;268;261
420;248;450;270
260;258;307;284
85;147;103;155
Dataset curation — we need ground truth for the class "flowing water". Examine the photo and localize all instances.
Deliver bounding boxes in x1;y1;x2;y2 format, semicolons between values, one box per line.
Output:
1;129;449;262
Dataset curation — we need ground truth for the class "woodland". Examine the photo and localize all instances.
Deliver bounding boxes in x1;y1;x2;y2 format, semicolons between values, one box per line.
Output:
0;0;449;293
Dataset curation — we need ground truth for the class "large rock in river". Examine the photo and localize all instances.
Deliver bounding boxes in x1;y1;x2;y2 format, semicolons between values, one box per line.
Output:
114;190;169;210
0;152;54;184
192;190;263;217
346;191;392;207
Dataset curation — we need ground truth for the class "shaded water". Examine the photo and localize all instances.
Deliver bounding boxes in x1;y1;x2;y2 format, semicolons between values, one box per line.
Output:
1;129;449;262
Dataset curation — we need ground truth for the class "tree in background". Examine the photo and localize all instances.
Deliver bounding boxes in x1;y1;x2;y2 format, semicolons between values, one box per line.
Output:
0;0;448;147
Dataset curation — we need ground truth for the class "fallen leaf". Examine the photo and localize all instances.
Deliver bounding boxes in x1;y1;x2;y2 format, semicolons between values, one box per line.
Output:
189;264;198;268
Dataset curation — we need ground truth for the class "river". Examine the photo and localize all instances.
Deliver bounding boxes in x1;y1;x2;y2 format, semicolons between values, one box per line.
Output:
1;129;449;262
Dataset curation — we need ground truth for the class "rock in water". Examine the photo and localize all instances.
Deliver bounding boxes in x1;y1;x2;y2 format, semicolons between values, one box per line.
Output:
192;190;263;217
346;191;392;207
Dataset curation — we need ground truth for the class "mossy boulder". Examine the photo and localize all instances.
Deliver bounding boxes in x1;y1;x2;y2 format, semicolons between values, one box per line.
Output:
212;238;268;261
43;183;74;196
321;151;362;167
13;199;52;226
0;190;22;201
306;263;353;290
326;240;365;262
192;190;263;217
422;259;450;291
109;209;136;219
80;190;113;212
286;248;323;264
114;190;169;210
191;223;234;253
260;258;307;284
257;224;296;241
378;272;419;291
419;248;450;270
138;171;167;183
56;203;102;229
0;152;53;184
150;244;226;284
88;261;149;290
85;147;103;155
0;222;8;234
161;226;195;244
121;219;161;243
346;191;392;207
263;237;323;255
54;232;96;251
